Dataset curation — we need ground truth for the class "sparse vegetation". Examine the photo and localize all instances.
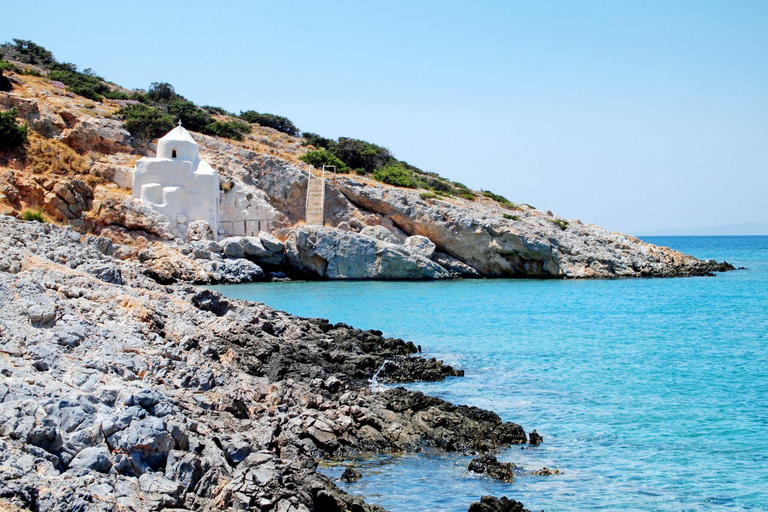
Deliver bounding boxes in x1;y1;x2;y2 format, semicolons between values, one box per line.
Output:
239;111;299;136
25;131;89;175
551;219;569;230
0;108;27;151
301;132;336;150
420;191;441;200
0;60;12;91
21;210;45;223
482;190;519;209
0;39;57;68
300;150;349;172
204;120;251;141
458;191;476;201
116;104;175;139
373;162;416;188
503;213;520;221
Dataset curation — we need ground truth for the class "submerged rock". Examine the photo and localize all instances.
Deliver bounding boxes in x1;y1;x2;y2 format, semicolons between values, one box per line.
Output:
468;454;517;483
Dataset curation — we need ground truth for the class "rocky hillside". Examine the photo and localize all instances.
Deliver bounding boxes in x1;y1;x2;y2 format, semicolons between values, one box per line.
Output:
0;46;733;281
0;215;535;512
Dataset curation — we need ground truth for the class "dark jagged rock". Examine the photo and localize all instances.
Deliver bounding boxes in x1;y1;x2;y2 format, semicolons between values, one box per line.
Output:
528;429;543;446
0;216;533;512
468;495;531;512
340;467;362;482
468;454;518;483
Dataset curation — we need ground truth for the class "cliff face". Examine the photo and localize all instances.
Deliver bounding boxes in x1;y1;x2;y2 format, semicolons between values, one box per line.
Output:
0;69;732;280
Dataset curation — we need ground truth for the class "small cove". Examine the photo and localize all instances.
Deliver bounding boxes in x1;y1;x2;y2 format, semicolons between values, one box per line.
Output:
211;236;768;511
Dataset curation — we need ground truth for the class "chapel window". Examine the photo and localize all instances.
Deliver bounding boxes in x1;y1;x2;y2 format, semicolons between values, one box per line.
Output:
172;149;177;158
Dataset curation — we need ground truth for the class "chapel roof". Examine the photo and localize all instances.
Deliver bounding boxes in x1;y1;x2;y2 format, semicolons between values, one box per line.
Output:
159;124;197;145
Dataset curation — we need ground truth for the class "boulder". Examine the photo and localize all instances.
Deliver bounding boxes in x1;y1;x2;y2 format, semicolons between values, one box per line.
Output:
467;496;530;512
404;235;436;259
359;225;399;244
68;445;112;473
285;226;451;280
61;117;132;154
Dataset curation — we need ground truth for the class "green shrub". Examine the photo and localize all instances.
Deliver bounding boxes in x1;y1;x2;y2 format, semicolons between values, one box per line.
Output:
419;191;441;200
147;82;178;103
551;219;569;230
0;39;57;68
300;150;349;172
503;213;520;221
524;203;536;210
482;189;511;204
117;104;174;139
301;132;336;150
21;209;45;223
202;105;229;115
0;61;11;91
458;191;476;201
334;137;392;174
48;69;109;101
239;111;299;136
168;100;213;132
204;120;251;141
0;108;27;151
373;162;415;188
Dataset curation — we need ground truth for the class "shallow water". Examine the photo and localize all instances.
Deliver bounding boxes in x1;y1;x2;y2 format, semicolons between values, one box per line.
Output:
211;236;768;511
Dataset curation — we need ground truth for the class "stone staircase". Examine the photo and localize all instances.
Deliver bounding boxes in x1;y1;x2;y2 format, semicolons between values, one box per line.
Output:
305;166;325;225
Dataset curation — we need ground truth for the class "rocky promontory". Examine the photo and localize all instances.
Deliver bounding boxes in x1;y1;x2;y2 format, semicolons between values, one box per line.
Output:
0;216;529;512
0;66;733;281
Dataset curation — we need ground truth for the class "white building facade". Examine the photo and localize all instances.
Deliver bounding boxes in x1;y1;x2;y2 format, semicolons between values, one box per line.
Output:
132;124;220;238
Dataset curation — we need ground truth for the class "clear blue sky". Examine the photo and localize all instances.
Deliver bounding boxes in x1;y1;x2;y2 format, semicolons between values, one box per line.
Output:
4;1;767;233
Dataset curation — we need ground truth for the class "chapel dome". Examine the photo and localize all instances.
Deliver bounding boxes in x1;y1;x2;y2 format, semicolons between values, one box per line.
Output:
157;123;198;161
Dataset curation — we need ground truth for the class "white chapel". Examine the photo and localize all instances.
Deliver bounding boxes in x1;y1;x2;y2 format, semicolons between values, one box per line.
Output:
132;123;220;236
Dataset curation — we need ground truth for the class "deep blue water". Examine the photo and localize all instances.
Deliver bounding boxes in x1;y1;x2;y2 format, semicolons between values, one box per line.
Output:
211;236;768;512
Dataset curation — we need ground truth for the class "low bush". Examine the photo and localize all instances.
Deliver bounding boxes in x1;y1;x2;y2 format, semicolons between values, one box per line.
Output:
204;120;251;141
240;111;299;136
458;191;476;201
301;132;336;150
0;108;27;151
482;189;512;204
0;60;12;91
117;104;175;139
419;191;441;200
168;100;213;132
373;162;415;188
147;82;178;103
202;105;229;115
0;39;57;68
551;219;569;230
21;210;45;223
503;213;520;221
300;150;349;172
48;68;113;101
334;137;392;174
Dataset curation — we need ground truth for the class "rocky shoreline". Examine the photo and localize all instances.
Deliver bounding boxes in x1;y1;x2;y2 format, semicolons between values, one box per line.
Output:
0;216;535;512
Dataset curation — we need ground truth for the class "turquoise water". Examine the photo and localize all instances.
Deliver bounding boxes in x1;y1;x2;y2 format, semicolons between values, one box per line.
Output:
211;237;768;512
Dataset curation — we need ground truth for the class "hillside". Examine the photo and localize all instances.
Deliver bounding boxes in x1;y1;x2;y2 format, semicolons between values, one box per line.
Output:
0;40;733;281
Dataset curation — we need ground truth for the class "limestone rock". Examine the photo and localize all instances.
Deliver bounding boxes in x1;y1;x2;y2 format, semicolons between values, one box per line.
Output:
359;225;399;244
404;235;436;259
61;117;132;154
285;226;451;280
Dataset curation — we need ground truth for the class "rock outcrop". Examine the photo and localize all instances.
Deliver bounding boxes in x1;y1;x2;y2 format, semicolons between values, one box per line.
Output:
285;225;452;280
0;216;531;512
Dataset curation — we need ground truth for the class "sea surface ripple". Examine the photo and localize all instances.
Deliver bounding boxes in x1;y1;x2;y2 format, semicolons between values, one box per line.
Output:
212;236;768;512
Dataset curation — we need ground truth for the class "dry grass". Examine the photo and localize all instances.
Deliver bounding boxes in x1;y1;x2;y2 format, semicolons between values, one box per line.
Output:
25;131;89;176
